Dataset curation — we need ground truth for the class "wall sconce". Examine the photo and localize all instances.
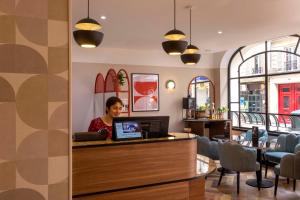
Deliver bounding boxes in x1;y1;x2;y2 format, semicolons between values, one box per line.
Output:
166;80;176;90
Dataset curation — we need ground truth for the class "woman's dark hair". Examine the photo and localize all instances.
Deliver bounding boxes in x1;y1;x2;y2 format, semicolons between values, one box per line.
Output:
106;96;123;113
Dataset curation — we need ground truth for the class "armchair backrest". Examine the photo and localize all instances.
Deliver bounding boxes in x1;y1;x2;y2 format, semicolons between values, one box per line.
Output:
280;151;300;179
286;134;299;153
258;129;268;138
244;129;268;141
244;130;253;141
197;136;210;156
275;134;300;153
295;152;300;179
276;134;287;151
218;142;257;172
196;136;219;160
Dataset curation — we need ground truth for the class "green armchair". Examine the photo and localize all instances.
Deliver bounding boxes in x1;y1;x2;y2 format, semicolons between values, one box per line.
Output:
274;151;300;196
264;134;300;178
240;129;268;147
196;136;219;160
218;142;260;194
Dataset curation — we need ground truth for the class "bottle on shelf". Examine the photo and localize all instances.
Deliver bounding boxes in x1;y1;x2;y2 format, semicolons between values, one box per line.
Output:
211;102;215;119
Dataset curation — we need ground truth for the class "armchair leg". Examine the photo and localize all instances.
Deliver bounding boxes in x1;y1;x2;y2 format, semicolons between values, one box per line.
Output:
237;172;240;194
274;175;279;196
218;167;225;186
256;171;261;191
293;179;296;191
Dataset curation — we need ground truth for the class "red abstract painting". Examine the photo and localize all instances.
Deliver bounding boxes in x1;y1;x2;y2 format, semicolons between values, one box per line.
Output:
131;74;159;111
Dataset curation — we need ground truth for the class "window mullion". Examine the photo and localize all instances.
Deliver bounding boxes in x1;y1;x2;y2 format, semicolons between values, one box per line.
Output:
238;66;241;128
239;50;244;62
265;41;269;132
294;36;300;54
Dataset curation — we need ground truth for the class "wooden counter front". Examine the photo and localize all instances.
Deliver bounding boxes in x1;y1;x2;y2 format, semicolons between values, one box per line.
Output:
73;133;216;200
73;133;197;197
74;182;190;200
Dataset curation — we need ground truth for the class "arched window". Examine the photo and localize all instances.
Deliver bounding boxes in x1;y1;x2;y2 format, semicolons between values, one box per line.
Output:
228;35;300;134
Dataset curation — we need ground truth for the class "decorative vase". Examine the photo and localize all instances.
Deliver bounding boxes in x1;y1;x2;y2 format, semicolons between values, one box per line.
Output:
196;110;209;119
219;113;224;119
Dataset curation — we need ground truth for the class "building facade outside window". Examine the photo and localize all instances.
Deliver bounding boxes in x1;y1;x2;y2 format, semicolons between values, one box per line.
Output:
228;35;300;134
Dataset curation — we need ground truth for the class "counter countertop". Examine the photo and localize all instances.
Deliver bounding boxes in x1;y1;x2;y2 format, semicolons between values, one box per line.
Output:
73;132;197;148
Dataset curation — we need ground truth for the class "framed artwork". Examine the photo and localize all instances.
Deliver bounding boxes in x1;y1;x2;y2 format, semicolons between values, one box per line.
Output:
131;73;159;112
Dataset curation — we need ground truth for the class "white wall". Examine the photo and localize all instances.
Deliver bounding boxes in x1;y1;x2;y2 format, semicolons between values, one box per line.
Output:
72;62;220;133
219;49;236;108
72;46;222;69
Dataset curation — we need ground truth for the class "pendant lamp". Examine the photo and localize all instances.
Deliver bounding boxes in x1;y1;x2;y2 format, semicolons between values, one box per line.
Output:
181;7;201;65
162;0;188;55
73;0;104;48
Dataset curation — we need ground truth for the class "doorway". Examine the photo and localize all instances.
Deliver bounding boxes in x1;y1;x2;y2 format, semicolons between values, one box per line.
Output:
278;83;300;123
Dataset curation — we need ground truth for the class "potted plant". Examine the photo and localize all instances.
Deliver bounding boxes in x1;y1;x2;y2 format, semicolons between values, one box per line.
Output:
196;104;210;119
116;72;126;91
118;72;125;86
216;106;228;119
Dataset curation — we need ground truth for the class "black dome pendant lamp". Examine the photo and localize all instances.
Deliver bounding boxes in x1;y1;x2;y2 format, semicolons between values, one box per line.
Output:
73;0;104;48
162;0;188;55
181;7;201;65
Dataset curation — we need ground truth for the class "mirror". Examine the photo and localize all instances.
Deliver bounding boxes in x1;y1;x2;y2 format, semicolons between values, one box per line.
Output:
187;76;215;109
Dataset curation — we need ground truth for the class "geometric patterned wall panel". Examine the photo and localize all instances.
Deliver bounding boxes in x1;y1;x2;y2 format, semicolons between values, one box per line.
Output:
0;0;69;199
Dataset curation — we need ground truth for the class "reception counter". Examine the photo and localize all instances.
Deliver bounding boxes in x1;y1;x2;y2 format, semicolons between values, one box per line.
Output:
72;132;216;200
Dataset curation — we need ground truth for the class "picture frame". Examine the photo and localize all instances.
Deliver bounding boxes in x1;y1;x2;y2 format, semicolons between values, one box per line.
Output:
131;73;159;112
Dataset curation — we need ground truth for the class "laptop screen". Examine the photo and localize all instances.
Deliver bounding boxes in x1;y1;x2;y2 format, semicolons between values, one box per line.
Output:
112;116;169;141
114;121;142;140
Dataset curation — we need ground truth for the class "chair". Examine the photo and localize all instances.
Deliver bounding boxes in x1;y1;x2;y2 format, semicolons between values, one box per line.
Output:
264;134;300;178
274;151;300;196
218;142;260;194
196;136;219;160
240;129;268;147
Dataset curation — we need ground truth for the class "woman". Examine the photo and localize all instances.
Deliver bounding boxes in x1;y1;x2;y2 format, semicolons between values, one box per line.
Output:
88;96;123;139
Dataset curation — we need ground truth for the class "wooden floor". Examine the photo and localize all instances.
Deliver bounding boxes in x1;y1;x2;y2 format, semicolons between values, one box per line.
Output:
205;166;300;200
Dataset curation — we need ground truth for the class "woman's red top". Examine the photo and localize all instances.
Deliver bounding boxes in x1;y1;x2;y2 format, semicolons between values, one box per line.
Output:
88;117;112;139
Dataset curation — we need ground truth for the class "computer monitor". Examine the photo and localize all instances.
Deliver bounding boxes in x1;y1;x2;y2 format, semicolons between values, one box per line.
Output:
112;116;170;141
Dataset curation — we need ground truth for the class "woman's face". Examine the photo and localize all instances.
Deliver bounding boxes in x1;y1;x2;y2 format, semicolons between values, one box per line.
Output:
107;102;123;118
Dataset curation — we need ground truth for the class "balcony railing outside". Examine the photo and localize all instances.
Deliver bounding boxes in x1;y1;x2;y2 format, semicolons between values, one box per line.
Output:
230;111;300;134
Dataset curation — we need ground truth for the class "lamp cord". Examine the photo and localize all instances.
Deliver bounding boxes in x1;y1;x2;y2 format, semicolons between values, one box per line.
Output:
189;8;192;44
87;0;90;18
174;0;176;29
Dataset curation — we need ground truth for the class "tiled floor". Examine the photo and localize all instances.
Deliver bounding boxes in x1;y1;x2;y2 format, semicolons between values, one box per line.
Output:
205;167;300;200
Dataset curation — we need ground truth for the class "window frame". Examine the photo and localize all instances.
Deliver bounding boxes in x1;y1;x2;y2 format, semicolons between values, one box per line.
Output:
228;35;300;135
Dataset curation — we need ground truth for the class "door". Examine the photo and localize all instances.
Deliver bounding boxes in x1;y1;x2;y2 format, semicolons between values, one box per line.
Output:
278;84;294;124
295;83;300;110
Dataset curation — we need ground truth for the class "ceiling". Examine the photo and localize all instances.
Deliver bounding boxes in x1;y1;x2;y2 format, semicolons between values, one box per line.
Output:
72;0;300;66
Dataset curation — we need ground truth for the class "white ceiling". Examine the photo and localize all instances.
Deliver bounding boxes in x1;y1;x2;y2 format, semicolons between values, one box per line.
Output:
72;0;300;66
